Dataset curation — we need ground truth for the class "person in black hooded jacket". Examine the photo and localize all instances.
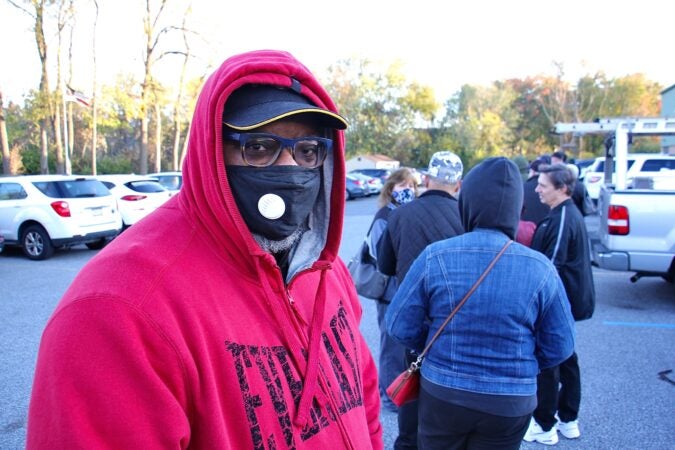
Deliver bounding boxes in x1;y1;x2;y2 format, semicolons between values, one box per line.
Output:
525;163;596;445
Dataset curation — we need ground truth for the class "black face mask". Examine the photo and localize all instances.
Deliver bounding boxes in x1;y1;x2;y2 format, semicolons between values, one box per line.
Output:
226;165;322;241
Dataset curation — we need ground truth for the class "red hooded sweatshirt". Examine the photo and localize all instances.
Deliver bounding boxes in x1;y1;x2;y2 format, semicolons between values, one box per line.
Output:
26;50;383;450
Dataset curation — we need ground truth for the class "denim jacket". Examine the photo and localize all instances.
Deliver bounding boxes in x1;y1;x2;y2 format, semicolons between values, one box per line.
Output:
386;229;575;396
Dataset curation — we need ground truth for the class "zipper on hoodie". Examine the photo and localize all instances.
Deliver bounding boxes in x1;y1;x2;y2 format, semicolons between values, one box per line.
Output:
285;284;309;327
262;258;355;445
283;265;320;311
285;274;355;449
286;288;296;306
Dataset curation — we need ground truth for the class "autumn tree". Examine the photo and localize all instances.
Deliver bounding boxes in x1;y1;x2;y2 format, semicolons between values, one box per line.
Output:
535;70;663;158
7;0;54;173
178;74;207;169
90;0;99;173
322;58;439;166
138;0;190;174
600;74;662;117
502;77;555;156
167;4;200;171
53;0;75;174
441;83;516;167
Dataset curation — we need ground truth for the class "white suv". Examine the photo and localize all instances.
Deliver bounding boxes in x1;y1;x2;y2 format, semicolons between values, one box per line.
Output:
96;174;172;227
0;175;122;260
583;153;675;201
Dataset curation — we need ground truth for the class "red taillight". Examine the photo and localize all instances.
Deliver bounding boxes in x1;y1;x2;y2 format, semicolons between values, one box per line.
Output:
121;195;147;201
608;205;629;235
50;201;71;217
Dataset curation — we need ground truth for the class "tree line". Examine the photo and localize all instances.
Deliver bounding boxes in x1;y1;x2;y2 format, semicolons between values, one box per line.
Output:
322;60;662;171
0;1;664;176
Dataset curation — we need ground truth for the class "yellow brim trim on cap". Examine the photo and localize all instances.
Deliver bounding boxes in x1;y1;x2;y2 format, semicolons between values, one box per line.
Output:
224;108;348;131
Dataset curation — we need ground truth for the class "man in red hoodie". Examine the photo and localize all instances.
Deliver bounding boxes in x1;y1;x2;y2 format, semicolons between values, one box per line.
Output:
27;50;383;450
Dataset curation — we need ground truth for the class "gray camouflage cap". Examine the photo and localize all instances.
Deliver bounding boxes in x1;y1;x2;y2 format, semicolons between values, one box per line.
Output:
424;151;463;183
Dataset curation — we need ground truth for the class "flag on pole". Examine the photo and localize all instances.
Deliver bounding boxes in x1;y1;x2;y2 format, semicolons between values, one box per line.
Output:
65;86;92;107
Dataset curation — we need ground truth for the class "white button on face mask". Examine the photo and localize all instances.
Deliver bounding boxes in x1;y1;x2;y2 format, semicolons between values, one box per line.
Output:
258;193;285;219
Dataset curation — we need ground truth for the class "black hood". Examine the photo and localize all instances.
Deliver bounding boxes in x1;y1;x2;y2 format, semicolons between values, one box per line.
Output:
458;157;523;239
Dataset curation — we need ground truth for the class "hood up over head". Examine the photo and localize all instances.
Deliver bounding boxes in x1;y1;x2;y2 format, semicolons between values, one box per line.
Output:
178;50;347;279
459;157;523;239
177;50;355;429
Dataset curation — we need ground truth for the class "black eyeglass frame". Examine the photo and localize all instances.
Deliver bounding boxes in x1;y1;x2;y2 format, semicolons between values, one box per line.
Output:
223;132;332;168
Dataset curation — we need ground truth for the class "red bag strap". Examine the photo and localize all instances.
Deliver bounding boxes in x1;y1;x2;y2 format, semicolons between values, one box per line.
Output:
411;240;513;369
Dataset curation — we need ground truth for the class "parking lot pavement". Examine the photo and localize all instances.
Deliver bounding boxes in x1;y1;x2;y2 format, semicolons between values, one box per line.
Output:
349;201;675;449
1;199;673;449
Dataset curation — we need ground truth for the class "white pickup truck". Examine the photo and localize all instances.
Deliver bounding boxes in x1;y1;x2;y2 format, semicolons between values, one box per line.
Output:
554;117;675;283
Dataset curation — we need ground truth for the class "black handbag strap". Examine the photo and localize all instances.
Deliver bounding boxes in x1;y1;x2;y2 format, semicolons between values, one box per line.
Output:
357;219;377;263
411;240;513;370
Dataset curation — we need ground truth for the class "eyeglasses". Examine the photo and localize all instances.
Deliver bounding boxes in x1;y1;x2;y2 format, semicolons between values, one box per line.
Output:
223;132;332;168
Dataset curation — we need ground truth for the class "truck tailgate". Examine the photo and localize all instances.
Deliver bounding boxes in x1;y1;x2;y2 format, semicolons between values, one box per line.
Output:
597;188;675;274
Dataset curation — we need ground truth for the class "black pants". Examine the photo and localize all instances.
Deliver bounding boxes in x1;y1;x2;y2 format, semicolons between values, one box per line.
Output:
533;352;581;430
417;387;531;450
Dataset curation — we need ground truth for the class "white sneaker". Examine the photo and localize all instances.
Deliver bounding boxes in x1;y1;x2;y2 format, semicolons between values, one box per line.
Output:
523;418;559;445
556;419;580;439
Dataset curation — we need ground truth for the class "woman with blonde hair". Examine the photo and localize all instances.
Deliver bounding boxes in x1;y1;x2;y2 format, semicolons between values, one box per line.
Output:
364;167;418;411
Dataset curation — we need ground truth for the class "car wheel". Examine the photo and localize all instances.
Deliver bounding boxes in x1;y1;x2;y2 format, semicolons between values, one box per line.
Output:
346;189;353;200
85;238;108;250
22;224;54;260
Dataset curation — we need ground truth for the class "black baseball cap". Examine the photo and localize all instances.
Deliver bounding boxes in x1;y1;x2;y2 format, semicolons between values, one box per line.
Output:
222;84;348;131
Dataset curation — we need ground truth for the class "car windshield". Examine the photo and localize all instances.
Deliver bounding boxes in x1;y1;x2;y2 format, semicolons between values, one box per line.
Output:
125;181;167;193
32;179;111;198
154;175;182;190
594;160;636;173
640;159;675;172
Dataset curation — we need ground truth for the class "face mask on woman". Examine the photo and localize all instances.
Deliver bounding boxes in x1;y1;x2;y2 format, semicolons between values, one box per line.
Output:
392;187;415;205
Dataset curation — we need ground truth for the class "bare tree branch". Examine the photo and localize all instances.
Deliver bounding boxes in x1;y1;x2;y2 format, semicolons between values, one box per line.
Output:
155;50;188;62
149;25;184;55
152;0;168;30
6;0;35;18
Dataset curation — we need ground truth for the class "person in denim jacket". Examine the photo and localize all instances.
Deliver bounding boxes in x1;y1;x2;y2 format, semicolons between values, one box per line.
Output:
386;157;575;450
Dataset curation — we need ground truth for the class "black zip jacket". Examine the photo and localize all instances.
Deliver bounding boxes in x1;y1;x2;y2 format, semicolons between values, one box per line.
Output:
531;198;596;320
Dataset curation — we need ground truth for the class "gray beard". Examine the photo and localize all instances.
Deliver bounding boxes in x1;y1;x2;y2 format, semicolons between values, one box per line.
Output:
252;225;306;254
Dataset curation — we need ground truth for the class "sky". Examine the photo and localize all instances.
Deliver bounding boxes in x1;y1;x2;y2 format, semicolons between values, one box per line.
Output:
1;0;674;106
